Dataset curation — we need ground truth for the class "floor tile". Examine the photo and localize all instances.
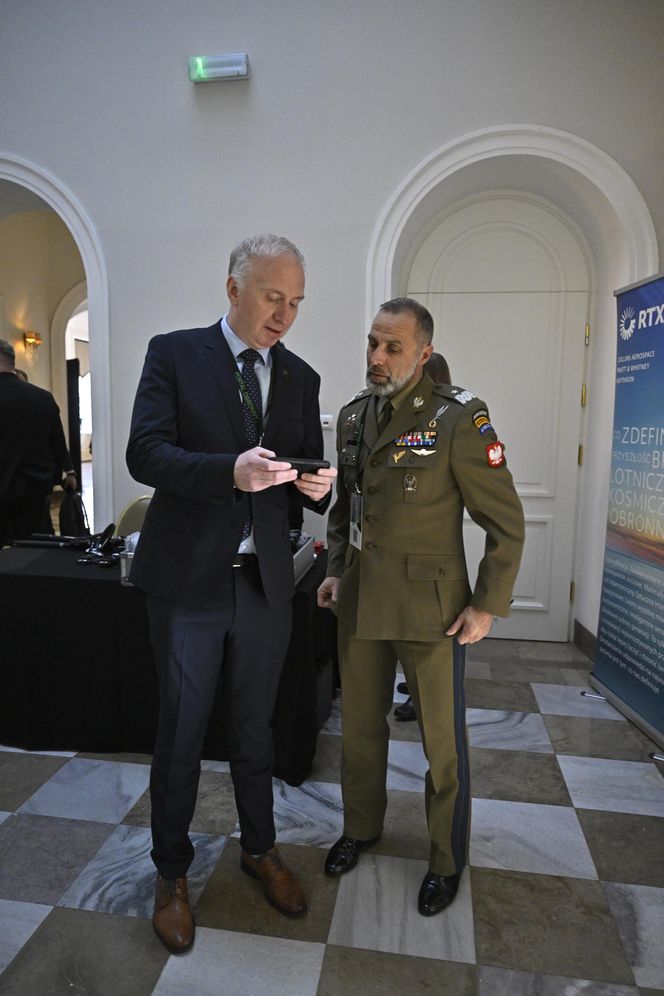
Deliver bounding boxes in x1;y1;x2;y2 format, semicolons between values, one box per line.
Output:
477;965;640;994
17;757;150;823
319;945;477;995
196;838;337;944
152;925;325;996
0;813;115;904
532;684;626;720
576;810;664;887
544;715;658;762
256;779;343;848
0;752;70;812
465;660;493;680
470;799;597;878
467;709;553;753
123;769;238;837
328;854;476;964
320;700;342;736
307;733;342;783
59;824;226;917
0;899;51;974
517;642;591;664
465;677;539;713
471;867;634;984
603;882;664;989
372;789;430;861
0;745;76;758
385;740;428;790
557;756;664;817
470;748;572;806
487;659;588;685
0;906;167;996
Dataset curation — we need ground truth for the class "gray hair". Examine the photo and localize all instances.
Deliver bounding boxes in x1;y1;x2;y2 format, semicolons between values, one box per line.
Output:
379;297;434;345
228;234;305;287
0;339;16;366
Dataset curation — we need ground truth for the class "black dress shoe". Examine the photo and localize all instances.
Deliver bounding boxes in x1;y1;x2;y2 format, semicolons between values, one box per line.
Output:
396;681;409;695
393;696;416;722
324;834;381;876
418;871;461;916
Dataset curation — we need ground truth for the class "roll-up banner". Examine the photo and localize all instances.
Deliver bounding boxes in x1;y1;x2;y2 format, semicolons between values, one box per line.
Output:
591;273;664;748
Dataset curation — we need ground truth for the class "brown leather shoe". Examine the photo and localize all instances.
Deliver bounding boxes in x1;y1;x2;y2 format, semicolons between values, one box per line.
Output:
152;875;195;954
240;846;307;918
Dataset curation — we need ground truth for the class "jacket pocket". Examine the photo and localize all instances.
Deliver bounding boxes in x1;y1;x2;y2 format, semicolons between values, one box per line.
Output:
406;554;468;631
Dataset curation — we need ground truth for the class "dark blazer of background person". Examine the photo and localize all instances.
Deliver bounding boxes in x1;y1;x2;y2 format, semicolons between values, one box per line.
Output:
0;368;74;544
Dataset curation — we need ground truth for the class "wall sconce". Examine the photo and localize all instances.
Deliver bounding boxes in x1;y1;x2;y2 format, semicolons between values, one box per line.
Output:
188;53;250;83
23;330;43;353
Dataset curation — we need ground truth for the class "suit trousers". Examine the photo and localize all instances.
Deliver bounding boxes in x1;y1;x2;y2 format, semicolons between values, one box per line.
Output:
146;560;292;879
337;625;470;877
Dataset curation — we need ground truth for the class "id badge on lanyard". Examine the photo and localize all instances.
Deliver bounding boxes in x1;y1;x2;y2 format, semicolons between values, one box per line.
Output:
349;491;363;550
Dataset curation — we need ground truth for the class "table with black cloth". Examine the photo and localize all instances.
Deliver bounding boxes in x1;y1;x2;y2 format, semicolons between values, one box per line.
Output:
0;545;337;786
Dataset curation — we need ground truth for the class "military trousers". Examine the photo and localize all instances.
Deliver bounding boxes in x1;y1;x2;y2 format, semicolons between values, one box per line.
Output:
337;626;470;877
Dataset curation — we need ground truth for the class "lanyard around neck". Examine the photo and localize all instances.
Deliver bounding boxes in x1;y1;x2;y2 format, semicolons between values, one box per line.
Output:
234;363;274;440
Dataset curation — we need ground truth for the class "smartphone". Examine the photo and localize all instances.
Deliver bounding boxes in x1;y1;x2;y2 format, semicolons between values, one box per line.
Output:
270;457;331;477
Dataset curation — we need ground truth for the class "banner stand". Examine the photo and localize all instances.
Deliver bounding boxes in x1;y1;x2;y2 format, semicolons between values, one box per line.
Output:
590;272;664;750
589;676;664;750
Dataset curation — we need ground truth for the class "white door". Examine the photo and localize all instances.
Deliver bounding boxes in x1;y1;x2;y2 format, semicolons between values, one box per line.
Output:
407;193;590;641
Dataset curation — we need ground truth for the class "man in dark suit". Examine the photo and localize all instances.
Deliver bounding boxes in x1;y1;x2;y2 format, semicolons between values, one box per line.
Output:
0;339;76;546
126;234;336;954
318;298;524;917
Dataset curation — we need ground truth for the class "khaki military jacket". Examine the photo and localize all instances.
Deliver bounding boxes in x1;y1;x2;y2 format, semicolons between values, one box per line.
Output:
327;372;525;641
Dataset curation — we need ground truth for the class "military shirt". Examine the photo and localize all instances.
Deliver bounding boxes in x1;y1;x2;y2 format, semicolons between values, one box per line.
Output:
326;372;525;641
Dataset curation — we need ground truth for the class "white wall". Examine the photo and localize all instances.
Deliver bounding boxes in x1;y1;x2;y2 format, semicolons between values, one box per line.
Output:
1;0;663;637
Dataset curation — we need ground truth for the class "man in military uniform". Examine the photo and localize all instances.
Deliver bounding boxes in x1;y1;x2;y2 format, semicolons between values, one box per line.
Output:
317;297;524;915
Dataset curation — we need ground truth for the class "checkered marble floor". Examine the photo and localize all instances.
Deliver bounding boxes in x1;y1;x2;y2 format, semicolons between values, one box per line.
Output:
1;639;663;995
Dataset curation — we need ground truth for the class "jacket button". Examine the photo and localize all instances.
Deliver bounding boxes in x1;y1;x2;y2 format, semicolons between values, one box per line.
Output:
365;541;376;550
438;568;445;577
365;514;376;523
367;486;378;495
370;458;379;467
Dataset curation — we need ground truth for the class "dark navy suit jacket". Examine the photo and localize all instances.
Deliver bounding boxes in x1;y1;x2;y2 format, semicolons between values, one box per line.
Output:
126;321;328;607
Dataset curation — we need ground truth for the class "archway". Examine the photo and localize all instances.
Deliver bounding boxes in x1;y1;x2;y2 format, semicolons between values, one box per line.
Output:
0;154;112;528
366;125;659;637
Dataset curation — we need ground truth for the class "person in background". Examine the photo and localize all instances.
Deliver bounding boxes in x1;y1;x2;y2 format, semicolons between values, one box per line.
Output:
318;298;524;916
0;339;76;546
127;234;336;955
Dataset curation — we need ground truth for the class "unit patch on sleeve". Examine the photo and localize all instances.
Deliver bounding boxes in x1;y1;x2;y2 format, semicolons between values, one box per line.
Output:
486;441;506;468
472;408;495;436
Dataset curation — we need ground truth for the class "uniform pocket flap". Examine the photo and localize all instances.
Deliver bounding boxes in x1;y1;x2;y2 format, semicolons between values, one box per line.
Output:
407;554;466;581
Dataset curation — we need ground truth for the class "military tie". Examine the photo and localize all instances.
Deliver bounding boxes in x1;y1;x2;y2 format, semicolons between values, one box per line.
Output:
238;348;263;539
377;397;392;435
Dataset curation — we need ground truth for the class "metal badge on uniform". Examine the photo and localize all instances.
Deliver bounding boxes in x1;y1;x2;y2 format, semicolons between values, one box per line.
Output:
413;396;424;409
349;492;363;549
345;413;358;427
486;441;506;467
403;473;417;492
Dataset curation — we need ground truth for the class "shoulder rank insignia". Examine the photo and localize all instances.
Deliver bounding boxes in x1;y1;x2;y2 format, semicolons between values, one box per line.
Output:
394;431;437;447
451;389;476;405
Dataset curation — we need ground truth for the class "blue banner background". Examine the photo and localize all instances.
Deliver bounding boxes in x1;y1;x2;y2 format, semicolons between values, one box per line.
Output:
593;275;664;740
